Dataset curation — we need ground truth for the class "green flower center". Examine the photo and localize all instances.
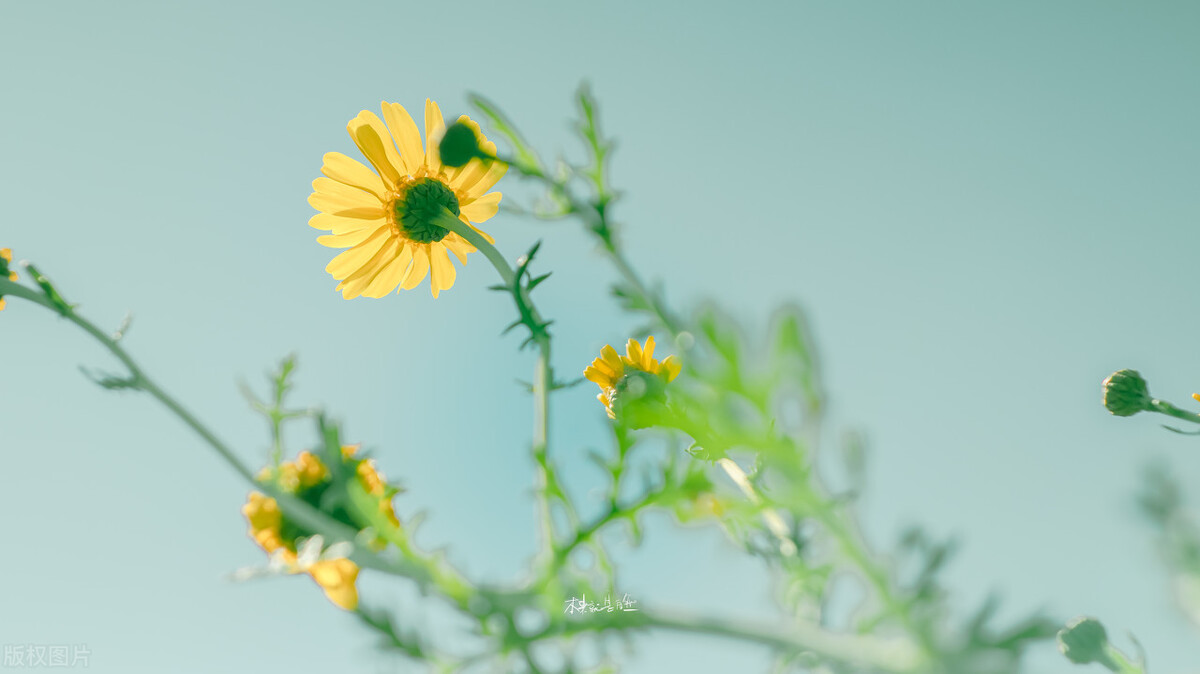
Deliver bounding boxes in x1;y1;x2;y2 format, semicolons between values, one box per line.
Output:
393;178;460;243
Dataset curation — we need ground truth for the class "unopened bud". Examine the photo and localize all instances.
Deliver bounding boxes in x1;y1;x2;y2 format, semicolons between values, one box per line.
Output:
1102;369;1151;417
438;121;487;168
1057;616;1110;665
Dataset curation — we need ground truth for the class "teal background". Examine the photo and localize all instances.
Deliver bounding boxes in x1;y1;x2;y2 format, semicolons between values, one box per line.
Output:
2;0;1199;671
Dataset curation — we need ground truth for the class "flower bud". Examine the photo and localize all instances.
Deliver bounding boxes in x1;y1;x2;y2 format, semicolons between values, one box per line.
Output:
1056;616;1110;665
438;121;487;168
1102;369;1151;417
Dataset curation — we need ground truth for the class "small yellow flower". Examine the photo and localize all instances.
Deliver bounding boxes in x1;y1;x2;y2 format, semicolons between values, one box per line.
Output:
241;446;399;610
309;100;507;299
584;336;681;419
0;248;17;312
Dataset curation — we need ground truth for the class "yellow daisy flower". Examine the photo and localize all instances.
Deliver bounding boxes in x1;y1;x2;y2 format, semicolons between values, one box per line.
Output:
584;336;682;419
241;446;399;610
0;248;16;313
309;100;506;299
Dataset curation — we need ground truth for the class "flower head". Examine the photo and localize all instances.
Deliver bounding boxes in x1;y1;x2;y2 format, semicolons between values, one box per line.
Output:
309;100;506;299
241;446;399;610
0;248;17;312
584;336;681;421
1101;369;1151;417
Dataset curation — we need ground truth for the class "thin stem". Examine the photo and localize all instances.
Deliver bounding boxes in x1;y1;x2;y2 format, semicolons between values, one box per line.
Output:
1150;398;1200;425
488;154;683;339
433;210;560;560
643;608;923;672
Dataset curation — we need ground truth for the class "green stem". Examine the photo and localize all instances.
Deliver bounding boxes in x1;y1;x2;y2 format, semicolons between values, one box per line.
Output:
1150;398;1200;425
433;210;560;560
488;155;683;338
536;607;921;672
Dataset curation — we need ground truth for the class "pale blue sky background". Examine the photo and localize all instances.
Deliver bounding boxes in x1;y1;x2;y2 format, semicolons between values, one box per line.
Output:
2;1;1199;672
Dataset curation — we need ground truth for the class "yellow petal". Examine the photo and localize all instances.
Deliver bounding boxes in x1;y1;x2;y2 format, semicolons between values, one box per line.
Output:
348;111;404;186
361;244;413;298
317;227;378;249
381;102;424;175
325;228;390;279
588;357;618;378
459;160;508;197
428;243;457;298
321;152;387;199
600;345;624;376
309;212;386;234
641;336;657;369
308;558;359;611
460;192;501;224
400;245;431;290
423;99;445;174
308;179;385;215
337;238;402;300
442;233;475;264
625;338;644;368
661;355;682;382
584;365;615;388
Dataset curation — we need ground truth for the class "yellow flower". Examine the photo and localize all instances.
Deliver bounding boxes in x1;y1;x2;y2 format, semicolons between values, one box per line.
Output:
309;100;506;299
0;248;16;312
584;336;681;419
241;446;399;610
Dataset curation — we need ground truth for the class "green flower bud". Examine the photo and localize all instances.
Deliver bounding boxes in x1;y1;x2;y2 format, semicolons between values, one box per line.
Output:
438;121;486;168
1057;616;1110;665
1102;369;1151;417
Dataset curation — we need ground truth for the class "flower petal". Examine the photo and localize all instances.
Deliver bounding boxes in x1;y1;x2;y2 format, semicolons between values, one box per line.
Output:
317;226;379;249
423;99;445;174
428;242;457;298
325;228;390;279
461;192;501;224
336;237;401;299
600;345;624;376
348;111;405;187
641;336;657;368
307;558;359;610
661;355;682;382
625;338;644;368
361;244;413;298
459;160;508;197
441;233;475;264
400;244;431;290
308;180;385;216
380;102;424;175
321;152;387;199
309;212;386;234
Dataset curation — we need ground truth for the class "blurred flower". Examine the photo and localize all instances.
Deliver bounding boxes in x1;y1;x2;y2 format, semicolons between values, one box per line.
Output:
241;446;399;610
1056;616;1111;665
584;336;681;420
310;100;507;299
0;248;17;312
